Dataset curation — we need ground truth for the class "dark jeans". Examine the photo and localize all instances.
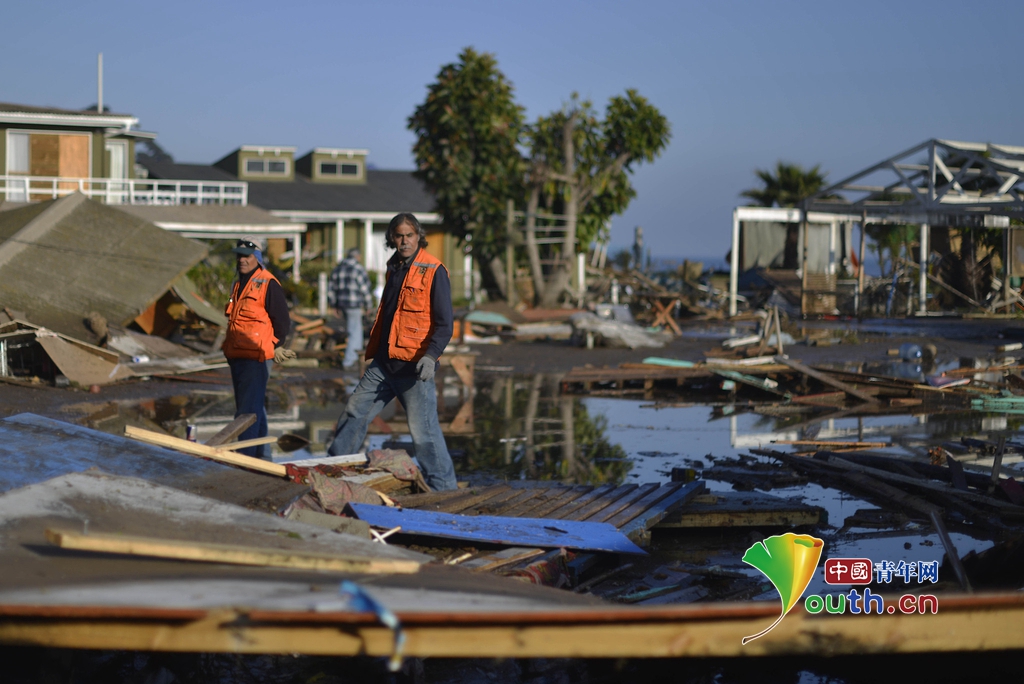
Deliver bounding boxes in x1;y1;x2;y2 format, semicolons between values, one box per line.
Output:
328;359;457;490
227;357;269;460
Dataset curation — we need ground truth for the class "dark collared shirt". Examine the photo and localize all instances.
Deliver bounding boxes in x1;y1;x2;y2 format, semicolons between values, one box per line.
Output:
375;249;453;375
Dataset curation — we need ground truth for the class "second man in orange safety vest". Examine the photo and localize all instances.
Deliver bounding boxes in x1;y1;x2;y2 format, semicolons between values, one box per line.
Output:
327;213;457;490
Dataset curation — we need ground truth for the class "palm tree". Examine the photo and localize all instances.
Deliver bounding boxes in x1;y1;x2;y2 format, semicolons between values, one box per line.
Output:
741;161;831;207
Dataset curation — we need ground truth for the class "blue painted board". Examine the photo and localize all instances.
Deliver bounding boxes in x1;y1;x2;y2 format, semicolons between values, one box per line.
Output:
0;413;307;510
348;503;647;555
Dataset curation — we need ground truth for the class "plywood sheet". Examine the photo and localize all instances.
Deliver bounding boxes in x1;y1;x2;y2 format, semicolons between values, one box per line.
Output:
0;413;309;512
35;334;133;386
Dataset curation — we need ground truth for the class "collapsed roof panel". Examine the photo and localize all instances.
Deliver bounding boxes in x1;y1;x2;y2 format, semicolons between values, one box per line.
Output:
0;193;208;341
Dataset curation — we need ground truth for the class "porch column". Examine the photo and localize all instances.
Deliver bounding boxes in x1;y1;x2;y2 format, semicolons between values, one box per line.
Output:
335;219;344;263
292;232;302;281
828;219;837;275
918;223;929;313
729;209;740;317
363;218;373;261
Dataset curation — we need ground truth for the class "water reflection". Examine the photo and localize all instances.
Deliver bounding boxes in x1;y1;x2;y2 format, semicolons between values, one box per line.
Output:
446;374;631;484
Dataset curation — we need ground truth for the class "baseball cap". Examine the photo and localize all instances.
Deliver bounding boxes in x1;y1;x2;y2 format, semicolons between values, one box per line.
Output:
232;234;265;255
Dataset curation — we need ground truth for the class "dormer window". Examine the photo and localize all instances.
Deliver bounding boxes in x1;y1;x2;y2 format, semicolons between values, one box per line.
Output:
246;158;289;175
319;161;361;177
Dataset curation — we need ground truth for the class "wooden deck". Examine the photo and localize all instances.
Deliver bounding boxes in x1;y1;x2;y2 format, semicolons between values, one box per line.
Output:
395;481;705;546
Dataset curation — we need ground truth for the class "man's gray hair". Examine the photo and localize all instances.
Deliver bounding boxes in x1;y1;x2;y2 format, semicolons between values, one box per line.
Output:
346;247;361;260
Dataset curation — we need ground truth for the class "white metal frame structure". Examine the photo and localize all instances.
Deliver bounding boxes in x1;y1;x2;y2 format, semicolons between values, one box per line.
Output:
731;139;1024;317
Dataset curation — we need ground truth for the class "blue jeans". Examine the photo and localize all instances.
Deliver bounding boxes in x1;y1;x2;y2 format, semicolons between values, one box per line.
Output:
328;359;457;491
342;307;363;369
227;357;270;460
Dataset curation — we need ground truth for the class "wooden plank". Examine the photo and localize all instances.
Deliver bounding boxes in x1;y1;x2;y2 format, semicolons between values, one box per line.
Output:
563;485;639;521
45;528;420;574
515;485;592;518
124;425;287;477
774;355;879;403
619;481;706;545
430;484;512;513
483;488;546;516
464;487;531;514
656;490;825;528
602;483;683;526
348;503;647;555
499;486;570;518
827;456;1021;510
584;483;661;523
204;414;257;446
218;436;279;451
461;547;545;572
545;484;619;520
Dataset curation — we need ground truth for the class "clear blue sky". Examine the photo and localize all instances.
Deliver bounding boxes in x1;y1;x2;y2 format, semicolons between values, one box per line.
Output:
4;1;1023;260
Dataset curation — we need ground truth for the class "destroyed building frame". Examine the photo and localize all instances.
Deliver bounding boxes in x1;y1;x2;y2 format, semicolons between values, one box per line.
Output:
730;139;1024;317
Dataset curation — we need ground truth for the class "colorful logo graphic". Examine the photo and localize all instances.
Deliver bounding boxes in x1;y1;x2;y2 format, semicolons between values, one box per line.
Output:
741;532;824;644
824;557;872;585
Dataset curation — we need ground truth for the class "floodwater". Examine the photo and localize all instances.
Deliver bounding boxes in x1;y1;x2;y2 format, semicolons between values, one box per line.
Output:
53;366;1024;683
68;365;1019;600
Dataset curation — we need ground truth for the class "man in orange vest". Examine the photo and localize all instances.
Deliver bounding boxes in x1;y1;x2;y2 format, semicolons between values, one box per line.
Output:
223;235;294;460
328;213;457;490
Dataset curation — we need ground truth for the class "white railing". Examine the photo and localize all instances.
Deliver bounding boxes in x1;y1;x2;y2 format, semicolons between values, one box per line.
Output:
0;175;248;206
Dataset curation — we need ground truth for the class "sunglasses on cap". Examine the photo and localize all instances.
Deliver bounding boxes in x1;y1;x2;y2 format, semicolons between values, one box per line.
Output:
236;240;259;250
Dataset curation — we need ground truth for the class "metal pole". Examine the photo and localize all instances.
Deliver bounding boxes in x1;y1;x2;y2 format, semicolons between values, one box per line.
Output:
800;205;809;318
1005;228;1012;314
856;214;867;316
729;209;740;317
919;223;929;314
97;53;103;114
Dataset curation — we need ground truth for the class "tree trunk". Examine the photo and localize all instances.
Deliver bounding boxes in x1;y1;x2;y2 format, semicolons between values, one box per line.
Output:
524;185;546;304
538;115;578;308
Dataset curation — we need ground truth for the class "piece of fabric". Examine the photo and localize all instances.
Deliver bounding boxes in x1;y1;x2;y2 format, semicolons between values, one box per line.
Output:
227;357;269;459
328;360;457;491
366;448;429;490
328;257;375;311
366;248;453;372
343;306;363;368
223;266;281;362
285;464;382;513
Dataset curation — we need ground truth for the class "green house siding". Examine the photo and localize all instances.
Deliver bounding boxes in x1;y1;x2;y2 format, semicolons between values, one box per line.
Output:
295;150;367;184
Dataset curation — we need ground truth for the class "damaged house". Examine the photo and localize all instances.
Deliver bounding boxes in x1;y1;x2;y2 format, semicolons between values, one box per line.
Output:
0;193;221;386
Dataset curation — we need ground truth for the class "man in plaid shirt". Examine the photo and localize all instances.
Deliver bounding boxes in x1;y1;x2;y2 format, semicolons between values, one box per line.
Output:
328;248;375;369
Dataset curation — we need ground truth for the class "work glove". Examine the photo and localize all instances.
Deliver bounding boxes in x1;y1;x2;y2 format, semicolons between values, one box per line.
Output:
273;347;297;364
416;355;436;382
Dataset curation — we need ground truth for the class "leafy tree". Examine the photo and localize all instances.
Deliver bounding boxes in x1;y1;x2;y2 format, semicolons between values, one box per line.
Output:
741;161;831;208
526;91;670;306
408;47;526;271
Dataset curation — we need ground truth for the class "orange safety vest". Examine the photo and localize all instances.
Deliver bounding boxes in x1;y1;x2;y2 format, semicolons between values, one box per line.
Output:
365;248;448;362
222;266;280;362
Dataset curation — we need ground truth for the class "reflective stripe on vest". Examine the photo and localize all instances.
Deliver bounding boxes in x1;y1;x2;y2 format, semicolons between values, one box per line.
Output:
365;248;447;363
222;266;280;362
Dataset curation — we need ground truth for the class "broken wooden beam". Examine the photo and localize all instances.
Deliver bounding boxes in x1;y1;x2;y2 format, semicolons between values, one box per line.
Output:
773;355;879;403
204;414;257;446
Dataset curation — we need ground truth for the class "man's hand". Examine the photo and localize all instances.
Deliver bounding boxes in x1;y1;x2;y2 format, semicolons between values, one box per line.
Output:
273;347;297;364
416;355;436;382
